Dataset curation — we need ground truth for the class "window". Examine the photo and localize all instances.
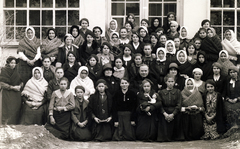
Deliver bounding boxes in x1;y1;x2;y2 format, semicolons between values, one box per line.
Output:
3;0;80;41
210;0;240;40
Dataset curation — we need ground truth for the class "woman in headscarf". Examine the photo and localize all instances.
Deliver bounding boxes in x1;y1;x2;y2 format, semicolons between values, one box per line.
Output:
176;50;194;78
0;56;23;124
20;67;48;125
221;29;240;66
18;27;41;84
149;18;161;35
179;26;190;50
70;25;85;47
106;19;118;42
165;40;177;63
181;78;204;140
41;28;62;66
217;50;235;77
70;66;95;99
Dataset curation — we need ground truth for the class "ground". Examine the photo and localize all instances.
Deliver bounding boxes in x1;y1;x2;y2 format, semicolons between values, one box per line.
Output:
0;125;240;149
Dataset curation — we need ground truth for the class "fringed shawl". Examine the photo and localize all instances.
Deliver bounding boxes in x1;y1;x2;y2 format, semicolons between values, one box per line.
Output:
73;34;84;47
41;37;62;57
0;66;22;86
181;87;203;107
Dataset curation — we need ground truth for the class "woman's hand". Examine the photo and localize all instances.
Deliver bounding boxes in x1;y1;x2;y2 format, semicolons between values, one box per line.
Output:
106;116;112;122
50;116;56;125
168;114;174;122
131;121;136;126
114;122;119;127
50;57;56;62
144;106;151;112
77;122;85;128
94;117;101;123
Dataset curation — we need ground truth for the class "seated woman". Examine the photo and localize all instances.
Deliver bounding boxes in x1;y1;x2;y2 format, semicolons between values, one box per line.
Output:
217;50;235;77
181;78;204;140
70;25;84;47
41;28;62;66
70;66;95;99
221;29;240;66
21;67;48;125
193;68;205;94
109;32;122;57
0;56;23;124
63;51;80;83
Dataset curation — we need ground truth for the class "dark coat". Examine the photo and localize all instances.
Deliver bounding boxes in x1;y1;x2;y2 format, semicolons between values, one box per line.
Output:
56;45;79;65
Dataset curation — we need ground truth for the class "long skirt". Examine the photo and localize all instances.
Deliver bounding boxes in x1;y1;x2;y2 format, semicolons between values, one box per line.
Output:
45;111;71;140
136;112;158;141
182;113;204;140
92;122;112;141
20;103;47;125
157;113;184;142
71;124;92;141
2;89;22;125
112;111;136;141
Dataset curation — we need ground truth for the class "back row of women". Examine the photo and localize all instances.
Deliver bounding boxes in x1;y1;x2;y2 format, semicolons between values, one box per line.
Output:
1;12;240;142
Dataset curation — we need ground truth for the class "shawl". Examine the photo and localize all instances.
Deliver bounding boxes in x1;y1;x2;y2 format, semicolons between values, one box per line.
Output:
217;50;235;76
0;66;22;86
42;37;62;57
181;87;203;107
113;67;126;79
176;50;187;64
21;67;48;101
222;30;240;56
165;40;176;55
70;66;95;97
73;34;84;47
18;27;40;59
156;47;166;62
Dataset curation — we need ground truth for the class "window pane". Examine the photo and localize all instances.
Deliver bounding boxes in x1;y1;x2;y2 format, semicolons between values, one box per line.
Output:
112;3;124;15
126;3;139;15
149;0;162;1
16;0;27;7
43;0;53;7
237;28;240;41
238;11;240;25
16;27;26;39
68;0;79;7
126;0;139;1
56;11;66;25
4;10;14;25
30;0;40;7
149;4;162;16
56;27;66;41
34;27;40;38
42;27;53;39
112;0;124;1
113;18;123;29
6;27;14;39
210;11;221;25
238;0;240;7
43;11;53;25
164;4;176;16
29;10;40;25
135;17;139;26
68;11;79;25
223;11;234;25
211;0;222;7
16;10;27;25
214;27;222;39
56;0;66;8
4;0;14;7
224;0;234;7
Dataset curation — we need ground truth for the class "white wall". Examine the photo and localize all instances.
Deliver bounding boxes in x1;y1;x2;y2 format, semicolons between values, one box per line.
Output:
181;0;210;38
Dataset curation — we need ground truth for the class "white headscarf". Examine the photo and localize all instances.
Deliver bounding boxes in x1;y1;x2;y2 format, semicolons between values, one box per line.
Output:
25;26;35;40
156;47;166;62
185;78;196;92
176;50;188;64
109;19;118;32
165;40;176;55
222;30;240;55
179;26;188;39
219;50;229;59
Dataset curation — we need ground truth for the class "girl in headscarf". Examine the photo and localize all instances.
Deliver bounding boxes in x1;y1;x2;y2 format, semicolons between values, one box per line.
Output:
217;50;235;77
165;40;177;63
221;29;240;66
0;56;23;124
179;26;190;50
176;50;194;78
106;19;118;42
113;57;129;80
20;67;48;125
181;78;204;140
167;21;180;40
41;28;62;66
18;27;41;84
70;25;84;47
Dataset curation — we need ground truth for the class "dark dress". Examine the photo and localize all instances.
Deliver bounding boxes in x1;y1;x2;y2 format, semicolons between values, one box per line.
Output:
162;74;186;91
207;75;227;98
79;41;99;65
0;66;23;124
150;60;170;86
101;75;120;97
63;62;80;83
112;89;137;141
86;63;103;83
136;91;161;141
56;45;80;66
177;61;194;78
157;88;184;142
129;41;144;55
88;91;113;141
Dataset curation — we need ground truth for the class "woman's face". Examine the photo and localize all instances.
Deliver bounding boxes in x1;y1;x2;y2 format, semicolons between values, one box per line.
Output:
139;29;147;37
198;54;205;63
86;34;94;43
178;52;185;63
111;34;119;42
81;20;88;29
110;21;116;30
156;30;163;37
206;84;214;93
160;36;167;44
174;38;180;47
158;50;165;60
75;89;84;98
194;40;201;49
213;66;220;75
132;34;139;43
230;70;238;80
102;45;110;55
72;28;78;37
151;36;157;44
168;14;175;22
207;29;214;37
143;45;152;56
169;68;177;76
134;56;142;65
65;36;72;45
125;23;132;32
167;42;174;52
97;83;106;93
124;47;131;56
59;80;68;91
153;19;159;27
27;29;34;39
128;15;134;23
43;58;51;68
186;80;194;90
80;70;88;79
55;69;64;80
166;77;175;89
181;28;187;37
34;69;41;80
48;30;55;40
202;22;210;29
89;57;97;66
143;82;151;93
187;45;195;55
194;72;202;81
220;52;227;62
225;31;231;41
9;59;16;69
199;30;207;39
68;53;76;63
120;29;127;38
94;28;101;38
141;21;148;27
115;58;123;69
170;24;177;32
120;79;129;90
104;69;113;77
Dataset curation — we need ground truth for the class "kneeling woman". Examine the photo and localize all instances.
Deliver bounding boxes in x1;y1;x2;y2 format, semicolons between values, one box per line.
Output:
181;78;204;140
45;77;75;140
21;67;48;125
112;77;137;141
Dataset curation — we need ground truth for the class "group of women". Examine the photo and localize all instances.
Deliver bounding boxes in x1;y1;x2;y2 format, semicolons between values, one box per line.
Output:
1;12;240;142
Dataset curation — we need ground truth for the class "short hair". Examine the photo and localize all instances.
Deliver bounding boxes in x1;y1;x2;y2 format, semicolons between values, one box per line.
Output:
125;21;134;29
143;43;152;48
134;53;142;59
120;77;129;83
55;67;64;73
79;18;89;26
93;26;103;34
75;85;85;93
186;42;196;55
119;27;128;34
59;77;69;85
198;28;207;34
160;34;167;38
139;64;149;70
164;74;175;83
42;55;51;62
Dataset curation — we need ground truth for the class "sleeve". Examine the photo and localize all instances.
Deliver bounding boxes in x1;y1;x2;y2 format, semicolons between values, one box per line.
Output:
49;91;56;115
159;91;165;114
46;81;53;101
18;52;28;61
65;93;75;111
0;82;11;90
34;47;41;60
173;90;182;115
71;108;79;124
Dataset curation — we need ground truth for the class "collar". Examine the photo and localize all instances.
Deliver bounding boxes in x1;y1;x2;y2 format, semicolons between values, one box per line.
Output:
55;89;71;98
162;88;177;95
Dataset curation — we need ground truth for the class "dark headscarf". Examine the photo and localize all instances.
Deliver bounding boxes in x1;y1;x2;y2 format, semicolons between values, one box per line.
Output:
47;28;57;40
